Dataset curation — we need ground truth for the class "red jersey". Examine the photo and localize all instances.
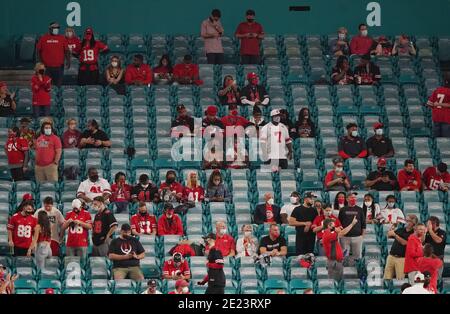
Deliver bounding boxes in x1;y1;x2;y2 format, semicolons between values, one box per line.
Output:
213;234;236;257
130;213;157;235
162;259;190;277
322;229;344;262
404;234;423;273
79;41;108;70
182;186;205;202
7;213;37;249
157;214;184;236
171;243;196;257
423;166;450;190
173;64;199;80
417;256;443;293
397;169;422;191
159;182;184;196
350;35;374;55
110;183;132;202
5;137;29;165
125;64;153;85
235;22;264;56
66;36;81;55
221;115;250;128
312;214;341;240
428;87;450;124
31;75;52;106
36;34;69;67
65;210;92;247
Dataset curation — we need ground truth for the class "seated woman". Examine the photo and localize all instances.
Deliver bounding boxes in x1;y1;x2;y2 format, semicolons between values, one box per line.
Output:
331;55;354;85
205;170;231;202
374;36;393;57
183;172;205;203
103;55;125;95
392;34;417;57
218;75;240;108
153;54;173;85
79;119;112;149
295;107;316;138
62;118;82;148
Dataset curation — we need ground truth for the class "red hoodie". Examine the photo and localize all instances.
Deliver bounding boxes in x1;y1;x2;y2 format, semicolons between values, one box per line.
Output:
157;214;184;236
31;75;52;106
125;64;153;85
398;169;422;191
404;234;423;274
417;256;443;293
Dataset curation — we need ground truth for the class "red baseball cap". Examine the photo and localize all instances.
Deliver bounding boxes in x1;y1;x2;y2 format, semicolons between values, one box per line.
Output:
22;193;34;201
175;279;189;288
247;72;258;80
373;122;384;130
377;158;387;167
205;105;218;116
45;288;55;294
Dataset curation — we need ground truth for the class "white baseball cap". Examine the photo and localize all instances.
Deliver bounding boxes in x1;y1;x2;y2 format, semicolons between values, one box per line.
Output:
72;199;82;209
270;109;281;117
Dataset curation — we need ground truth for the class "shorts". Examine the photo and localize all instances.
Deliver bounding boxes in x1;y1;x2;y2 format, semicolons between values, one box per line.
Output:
113;266;144;281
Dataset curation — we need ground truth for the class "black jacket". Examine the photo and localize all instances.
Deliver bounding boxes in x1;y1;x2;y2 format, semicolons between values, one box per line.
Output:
254;203;281;225
338;205;366;237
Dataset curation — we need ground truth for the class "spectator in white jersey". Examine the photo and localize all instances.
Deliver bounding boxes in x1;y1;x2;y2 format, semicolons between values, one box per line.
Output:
77;167;112;205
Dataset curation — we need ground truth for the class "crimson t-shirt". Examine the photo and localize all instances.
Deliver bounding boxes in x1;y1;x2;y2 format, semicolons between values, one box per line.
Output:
212;234;236;257
235;22;264;56
162;259;190;277
35;134;62;167
79;41;108;69
36;34;69;67
65;210;92;247
423;167;450;190
312;214;341;240
173;64;199;80
5;137;29;165
417;257;443;293
7;213;37;249
428;87;450;124
322;229;343;262
130;213;157;235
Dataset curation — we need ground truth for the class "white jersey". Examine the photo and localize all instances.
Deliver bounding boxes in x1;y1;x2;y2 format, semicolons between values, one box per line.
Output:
141;289;162;294
402;284;432;294
380;207;405;225
34;207;65;243
259;122;292;160
77;178;112;201
280;203;299;218
365;203;381;221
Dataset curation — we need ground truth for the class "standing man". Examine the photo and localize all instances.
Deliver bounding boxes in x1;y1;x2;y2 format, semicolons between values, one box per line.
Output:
338;192;366;265
198;233;226;294
62;199;92;258
425;216;446;280
91;196;118;257
36;22;71;87
289;192;319;255
34;196;65;256
426;77;450;137
201;9;224;65
404;223;427;284
7;201;36;256
4;127;29;181
384;215;418;280
34;121;62;183
235;9;265;65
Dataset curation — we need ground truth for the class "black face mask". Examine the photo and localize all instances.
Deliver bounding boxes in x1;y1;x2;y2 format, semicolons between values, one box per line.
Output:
166;177;175;184
378;167;385;173
330;227;335;232
134;63;141;68
139;211;147;217
247;19;254;23
38;69;45;75
122;234;131;240
89;175;99;182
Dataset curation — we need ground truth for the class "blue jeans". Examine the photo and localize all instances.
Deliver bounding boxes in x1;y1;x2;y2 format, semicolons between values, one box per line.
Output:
433;122;450;137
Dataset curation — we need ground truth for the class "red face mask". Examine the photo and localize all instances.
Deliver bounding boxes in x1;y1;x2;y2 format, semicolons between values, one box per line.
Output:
348;199;357;207
338;198;345;205
230;110;238;116
251;78;259;85
271;232;280;238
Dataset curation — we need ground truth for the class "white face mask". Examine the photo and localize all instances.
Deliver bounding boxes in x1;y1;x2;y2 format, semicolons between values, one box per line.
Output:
111;61;118;68
338;33;346;40
375;129;383;136
361;30;368;37
219;228;227;235
338;203;345;208
364;201;373;207
267;198;274;205
335;167;343;173
387;202;395;208
272;116;281;123
351;130;358;137
44;128;52;136
52;28;60;35
324;210;332;217
290;196;298;204
181;287;189;293
244;231;252;237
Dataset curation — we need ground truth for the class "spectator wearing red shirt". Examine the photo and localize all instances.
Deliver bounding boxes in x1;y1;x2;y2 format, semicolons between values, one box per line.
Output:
417;243;443;294
422;162;450;191
254;192;282;225
235;9;265;65
205;221;236;257
36;22;70;87
130;202;157;236
62;118;82;149
64;27;81;56
405;223;426;284
312;205;342;256
34;121;62;183
110;172;132;213
78;27;108;85
4;127;29;181
163;252;191;280
173;55;202;85
153;55;173;85
322;215;359;281
325;157;351;192
31;62;52;118
349;23;375;56
159;170;184;203
7;201;36;256
168;279;190;294
398;159;422;191
426;78;450;137
157;203;184;236
125;54;153;86
183;172;205;203
62;199;92;258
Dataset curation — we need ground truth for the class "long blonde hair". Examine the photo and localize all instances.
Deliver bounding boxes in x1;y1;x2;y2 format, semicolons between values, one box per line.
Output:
34;62;45;74
186;172;198;188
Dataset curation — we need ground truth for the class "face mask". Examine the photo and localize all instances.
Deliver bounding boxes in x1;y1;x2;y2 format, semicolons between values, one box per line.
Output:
335;167;343;173
38;69;45;75
378;167;385;173
166;213;173;219
361;30;368;37
134;63;141;68
250;78;259;86
303;115;309;120
271;232;279;239
244;231;252;237
139;211;147;216
230;110;238;116
69;124;76;131
351;131;358;137
387;202;395;208
73;208;80;213
52;28;60;35
181;287;189;293
141;183;149;189
111;62;118;68
348;199;357;207
338;33;346;40
219;228;227;235
85;34;93;41
290;196;298;204
247;19;255;23
166;177;175;184
267;198;274;205
25;210;34;216
324;211;332;217
44;128;52;136
338;198;345;205
272;116;281;124
364;201;372;207
375;129;383;136
122;234;131;240
89;175;99;182
330;227;336;232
